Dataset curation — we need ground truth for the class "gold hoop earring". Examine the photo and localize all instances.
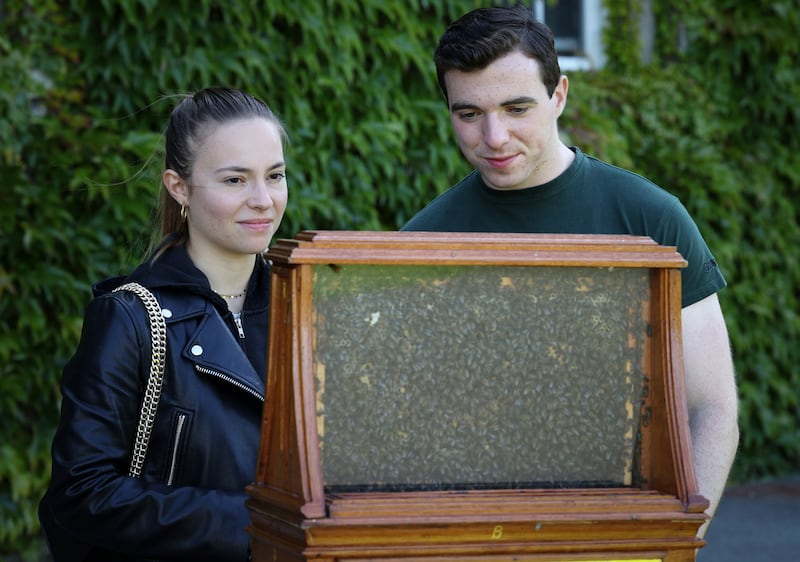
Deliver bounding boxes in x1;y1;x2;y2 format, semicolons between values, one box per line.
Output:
180;204;188;222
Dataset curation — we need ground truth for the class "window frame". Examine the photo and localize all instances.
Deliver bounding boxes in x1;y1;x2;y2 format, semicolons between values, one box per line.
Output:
531;0;606;71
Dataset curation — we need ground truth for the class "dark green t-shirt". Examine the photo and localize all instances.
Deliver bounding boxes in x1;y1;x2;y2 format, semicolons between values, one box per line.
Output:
402;148;725;307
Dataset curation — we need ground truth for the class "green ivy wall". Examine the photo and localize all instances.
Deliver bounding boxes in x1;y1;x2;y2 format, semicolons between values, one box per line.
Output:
1;0;797;557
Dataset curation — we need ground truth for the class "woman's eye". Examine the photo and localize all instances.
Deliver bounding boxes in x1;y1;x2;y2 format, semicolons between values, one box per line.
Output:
224;177;246;186
268;172;286;182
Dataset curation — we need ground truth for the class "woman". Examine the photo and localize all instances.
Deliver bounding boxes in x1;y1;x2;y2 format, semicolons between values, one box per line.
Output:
39;87;288;561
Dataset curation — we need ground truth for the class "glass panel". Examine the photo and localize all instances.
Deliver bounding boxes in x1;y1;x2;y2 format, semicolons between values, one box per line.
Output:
312;264;650;492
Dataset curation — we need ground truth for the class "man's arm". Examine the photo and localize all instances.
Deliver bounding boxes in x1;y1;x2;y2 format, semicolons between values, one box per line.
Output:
681;293;740;538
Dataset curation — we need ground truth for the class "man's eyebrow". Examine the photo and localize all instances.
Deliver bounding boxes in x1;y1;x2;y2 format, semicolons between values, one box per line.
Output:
450;97;538;113
501;96;538;106
449;102;479;113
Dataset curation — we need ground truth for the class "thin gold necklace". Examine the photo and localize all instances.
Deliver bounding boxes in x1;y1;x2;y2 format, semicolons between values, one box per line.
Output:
214;289;247;299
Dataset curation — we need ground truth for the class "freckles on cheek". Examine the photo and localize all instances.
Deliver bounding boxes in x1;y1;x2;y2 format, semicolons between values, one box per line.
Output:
451;123;476;148
453;123;469;146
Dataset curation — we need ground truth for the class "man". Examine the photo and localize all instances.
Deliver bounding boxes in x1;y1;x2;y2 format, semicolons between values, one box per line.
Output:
402;5;738;537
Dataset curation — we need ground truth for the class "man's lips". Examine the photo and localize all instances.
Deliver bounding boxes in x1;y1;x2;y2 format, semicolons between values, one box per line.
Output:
483;154;518;168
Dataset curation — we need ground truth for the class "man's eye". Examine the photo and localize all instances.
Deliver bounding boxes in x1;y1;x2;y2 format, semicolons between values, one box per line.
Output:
458;111;478;121
508;106;528;115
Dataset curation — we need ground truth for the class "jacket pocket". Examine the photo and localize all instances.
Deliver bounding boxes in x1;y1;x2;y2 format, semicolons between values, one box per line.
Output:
164;408;193;486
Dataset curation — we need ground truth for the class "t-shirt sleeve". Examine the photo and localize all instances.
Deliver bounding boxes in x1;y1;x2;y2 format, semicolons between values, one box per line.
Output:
658;200;727;307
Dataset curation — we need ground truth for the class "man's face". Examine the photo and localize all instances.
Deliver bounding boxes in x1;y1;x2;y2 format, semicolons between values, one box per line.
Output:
445;50;568;190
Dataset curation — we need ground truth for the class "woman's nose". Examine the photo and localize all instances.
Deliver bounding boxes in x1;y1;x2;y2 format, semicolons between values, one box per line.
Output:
249;179;274;208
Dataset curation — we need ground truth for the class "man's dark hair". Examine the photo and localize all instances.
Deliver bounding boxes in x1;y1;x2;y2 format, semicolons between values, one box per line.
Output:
434;4;561;102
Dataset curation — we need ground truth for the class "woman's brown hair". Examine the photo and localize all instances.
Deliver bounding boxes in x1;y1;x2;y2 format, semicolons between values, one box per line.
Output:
152;88;287;259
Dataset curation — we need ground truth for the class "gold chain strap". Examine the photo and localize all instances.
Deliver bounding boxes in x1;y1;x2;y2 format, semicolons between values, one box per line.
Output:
113;282;167;478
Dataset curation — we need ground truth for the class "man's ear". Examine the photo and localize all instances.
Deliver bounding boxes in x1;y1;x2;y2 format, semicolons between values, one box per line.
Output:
552;74;569;119
162;169;189;206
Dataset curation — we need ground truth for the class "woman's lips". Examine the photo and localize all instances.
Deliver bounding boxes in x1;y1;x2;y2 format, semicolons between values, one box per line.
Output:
239;219;272;232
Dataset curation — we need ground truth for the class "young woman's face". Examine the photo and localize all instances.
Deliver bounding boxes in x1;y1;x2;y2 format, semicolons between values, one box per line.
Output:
178;117;287;262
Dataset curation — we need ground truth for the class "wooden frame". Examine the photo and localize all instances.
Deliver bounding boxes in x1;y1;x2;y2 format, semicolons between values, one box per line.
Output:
246;231;708;562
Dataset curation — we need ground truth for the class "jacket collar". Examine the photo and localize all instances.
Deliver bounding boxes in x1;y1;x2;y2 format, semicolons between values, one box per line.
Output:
93;241;270;314
95;241;270;400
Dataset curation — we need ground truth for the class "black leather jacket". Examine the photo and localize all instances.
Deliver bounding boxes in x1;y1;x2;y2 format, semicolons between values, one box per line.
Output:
39;243;270;561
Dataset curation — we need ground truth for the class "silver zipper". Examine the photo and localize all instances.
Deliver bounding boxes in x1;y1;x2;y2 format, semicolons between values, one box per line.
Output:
167;413;187;486
232;312;245;339
194;365;264;402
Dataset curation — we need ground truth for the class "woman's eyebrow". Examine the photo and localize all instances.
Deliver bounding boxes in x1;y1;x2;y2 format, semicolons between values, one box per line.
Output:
214;165;250;174
214;162;286;174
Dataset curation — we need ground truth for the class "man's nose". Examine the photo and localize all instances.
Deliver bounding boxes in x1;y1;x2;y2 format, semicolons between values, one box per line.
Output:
483;114;510;149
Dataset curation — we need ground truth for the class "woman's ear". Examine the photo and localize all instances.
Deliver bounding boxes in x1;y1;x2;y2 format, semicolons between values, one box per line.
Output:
162;169;189;206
